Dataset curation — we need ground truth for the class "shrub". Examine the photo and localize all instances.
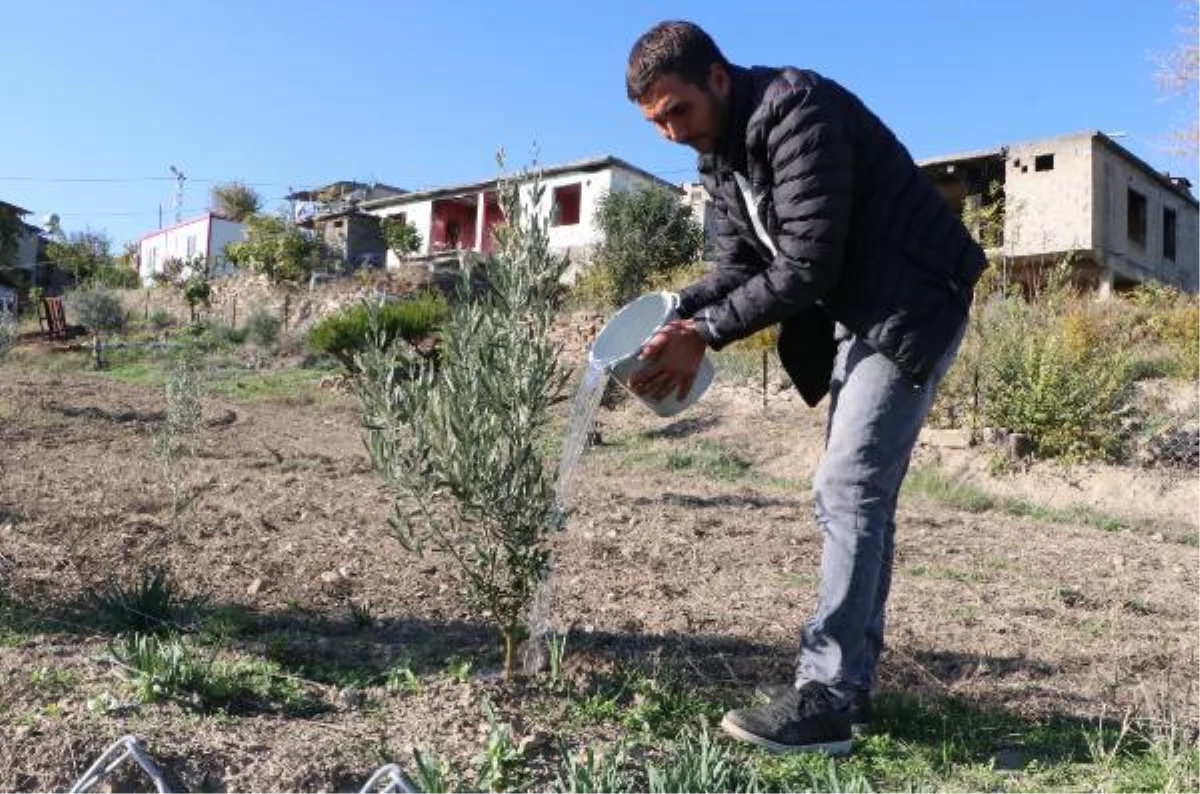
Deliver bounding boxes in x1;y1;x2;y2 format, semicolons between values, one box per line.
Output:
381;216;423;260
148;309;176;331
182;274;212;323
67;286;126;334
246;306;282;348
938;288;1137;461
307;291;449;372
579;185;703;309
67;286;127;368
94;264;141;289
355;166;570;678
225;213;329;285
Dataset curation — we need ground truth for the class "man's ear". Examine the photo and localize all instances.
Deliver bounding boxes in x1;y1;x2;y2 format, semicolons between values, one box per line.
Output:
707;62;731;98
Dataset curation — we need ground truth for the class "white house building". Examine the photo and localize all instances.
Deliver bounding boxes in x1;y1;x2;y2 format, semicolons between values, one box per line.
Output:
138;212;244;284
920;130;1199;294
359;155;681;281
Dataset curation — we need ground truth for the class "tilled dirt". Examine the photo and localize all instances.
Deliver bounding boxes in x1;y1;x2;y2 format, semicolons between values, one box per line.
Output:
0;369;1196;792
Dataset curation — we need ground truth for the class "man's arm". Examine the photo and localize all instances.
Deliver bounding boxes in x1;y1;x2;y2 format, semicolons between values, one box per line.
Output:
675;183;768;317
691;78;853;350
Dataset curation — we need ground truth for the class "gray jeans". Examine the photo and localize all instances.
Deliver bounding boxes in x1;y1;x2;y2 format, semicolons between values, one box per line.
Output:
796;322;965;700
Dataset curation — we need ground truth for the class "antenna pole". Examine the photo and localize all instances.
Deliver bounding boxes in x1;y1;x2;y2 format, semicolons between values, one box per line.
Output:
169;166;187;223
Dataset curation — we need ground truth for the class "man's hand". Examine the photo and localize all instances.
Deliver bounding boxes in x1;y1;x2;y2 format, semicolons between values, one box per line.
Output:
629;319;707;401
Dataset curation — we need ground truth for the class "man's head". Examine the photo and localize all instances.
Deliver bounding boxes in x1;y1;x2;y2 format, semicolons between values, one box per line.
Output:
626;21;732;154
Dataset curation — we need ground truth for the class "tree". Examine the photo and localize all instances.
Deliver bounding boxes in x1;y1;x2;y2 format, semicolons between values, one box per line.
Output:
1154;1;1199;159
181;274;212;323
46;229;114;286
67;286;126;369
225;213;326;285
355;166;571;678
211;182;262;222
380;216;423;261
583;185;703;308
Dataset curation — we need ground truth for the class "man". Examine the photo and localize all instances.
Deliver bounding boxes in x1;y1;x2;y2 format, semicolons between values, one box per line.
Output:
625;21;986;754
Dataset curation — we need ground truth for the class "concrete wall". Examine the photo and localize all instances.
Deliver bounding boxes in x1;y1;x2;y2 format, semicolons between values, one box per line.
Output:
1094;142;1199;291
1004;134;1095;257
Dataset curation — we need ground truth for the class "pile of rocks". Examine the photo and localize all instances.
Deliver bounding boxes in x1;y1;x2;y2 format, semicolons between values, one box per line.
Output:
1136;423;1199;470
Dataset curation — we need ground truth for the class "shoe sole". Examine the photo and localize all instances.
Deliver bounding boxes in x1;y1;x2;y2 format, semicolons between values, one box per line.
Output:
720;715;853;755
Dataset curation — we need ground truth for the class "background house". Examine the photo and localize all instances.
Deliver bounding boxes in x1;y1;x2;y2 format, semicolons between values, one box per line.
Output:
360;156;681;282
920;130;1199;294
138;212;244;284
288;181;407;269
0;199;46;291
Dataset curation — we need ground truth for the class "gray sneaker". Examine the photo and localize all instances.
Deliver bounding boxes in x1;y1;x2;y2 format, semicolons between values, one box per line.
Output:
721;682;853;755
755;683;873;729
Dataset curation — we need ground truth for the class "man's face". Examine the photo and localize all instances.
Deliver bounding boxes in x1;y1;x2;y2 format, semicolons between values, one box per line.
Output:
637;63;730;154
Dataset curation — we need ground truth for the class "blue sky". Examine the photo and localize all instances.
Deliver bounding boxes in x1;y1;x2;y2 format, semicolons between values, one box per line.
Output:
2;0;1195;248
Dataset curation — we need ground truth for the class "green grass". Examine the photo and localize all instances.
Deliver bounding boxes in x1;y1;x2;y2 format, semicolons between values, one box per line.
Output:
531;671;1200;792
595;430;803;488
109;632;320;713
903;463;1198;545
666;439;754;480
0;337;340;407
203;366;334;405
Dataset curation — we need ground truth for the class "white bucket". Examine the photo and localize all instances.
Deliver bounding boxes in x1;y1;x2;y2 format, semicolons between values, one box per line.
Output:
589;291;715;417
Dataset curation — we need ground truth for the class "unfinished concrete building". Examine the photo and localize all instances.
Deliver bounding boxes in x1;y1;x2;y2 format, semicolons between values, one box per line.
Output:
920;130;1198;294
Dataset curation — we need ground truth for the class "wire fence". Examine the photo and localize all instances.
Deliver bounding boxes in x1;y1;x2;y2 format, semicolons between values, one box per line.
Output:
68;735;418;793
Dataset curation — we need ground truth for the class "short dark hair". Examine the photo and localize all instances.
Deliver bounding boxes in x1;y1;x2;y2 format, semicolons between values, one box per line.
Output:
626;20;729;101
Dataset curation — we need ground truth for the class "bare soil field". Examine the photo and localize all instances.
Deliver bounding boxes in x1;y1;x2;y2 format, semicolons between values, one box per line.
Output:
0;355;1196;791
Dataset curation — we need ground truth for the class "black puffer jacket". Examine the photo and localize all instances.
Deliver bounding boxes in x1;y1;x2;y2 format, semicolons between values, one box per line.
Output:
678;65;986;405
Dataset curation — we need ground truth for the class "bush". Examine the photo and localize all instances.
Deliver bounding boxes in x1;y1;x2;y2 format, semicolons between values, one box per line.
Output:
94;264;141;289
246;306;282;348
182;275;212;323
355;169;571;678
148;309;176;331
67;286;126;335
936;286;1137;462
307;291;449;372
580;185;703;309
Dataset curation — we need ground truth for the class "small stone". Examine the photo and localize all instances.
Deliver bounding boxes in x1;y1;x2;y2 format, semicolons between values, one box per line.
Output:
247;577;264;596
319;570;341;584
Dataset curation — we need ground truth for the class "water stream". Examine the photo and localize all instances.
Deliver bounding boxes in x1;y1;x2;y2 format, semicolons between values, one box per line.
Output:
524;358;609;675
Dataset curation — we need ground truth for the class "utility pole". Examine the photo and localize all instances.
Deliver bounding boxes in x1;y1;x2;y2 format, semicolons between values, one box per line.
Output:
169;165;187;223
